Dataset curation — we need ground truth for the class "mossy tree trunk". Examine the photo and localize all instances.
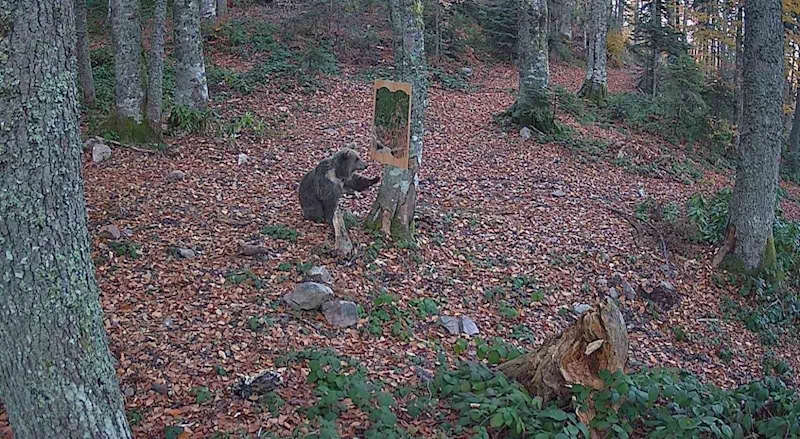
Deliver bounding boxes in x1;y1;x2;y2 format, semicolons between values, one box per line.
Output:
508;0;557;133
365;0;427;243
498;300;628;407
146;0;167;136
723;0;784;272
74;0;96;106
549;0;574;42
734;4;743;151
0;0;133;437
174;0;210;110
110;0;145;122
578;0;608;106
216;0;228;22
786;87;800;174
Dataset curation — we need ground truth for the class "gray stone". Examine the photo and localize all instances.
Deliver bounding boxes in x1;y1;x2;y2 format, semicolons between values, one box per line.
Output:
321;300;359;328
607;287;620;300
438;316;461;335
439;315;479;335
237;153;249;165
99;225;121;240
167;170;186;182
284;282;334;311
520;126;532;140
552;189;567;198
622;280;637;300
92;142;112;163
460;316;479;336
460;67;473;77
659;280;676;292
306;265;334;285
324;127;337;135
573;303;592;314
177;248;196;259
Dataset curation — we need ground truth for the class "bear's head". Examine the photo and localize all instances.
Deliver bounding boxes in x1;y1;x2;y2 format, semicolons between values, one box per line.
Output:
334;147;368;180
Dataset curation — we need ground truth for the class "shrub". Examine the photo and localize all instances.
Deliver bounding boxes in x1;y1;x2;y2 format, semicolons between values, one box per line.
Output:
168;105;215;134
606;29;627;67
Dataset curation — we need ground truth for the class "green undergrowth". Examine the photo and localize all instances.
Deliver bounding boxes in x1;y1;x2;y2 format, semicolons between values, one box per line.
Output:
206;19;339;95
269;348;800;439
686;189;800;345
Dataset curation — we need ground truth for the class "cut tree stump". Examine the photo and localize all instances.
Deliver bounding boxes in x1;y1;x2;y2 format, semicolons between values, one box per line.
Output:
497;298;628;405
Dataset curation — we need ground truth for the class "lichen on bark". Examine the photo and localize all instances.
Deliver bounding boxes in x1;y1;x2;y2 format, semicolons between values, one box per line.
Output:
0;0;132;437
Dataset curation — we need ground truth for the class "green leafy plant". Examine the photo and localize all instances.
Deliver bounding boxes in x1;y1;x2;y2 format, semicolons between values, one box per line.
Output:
191;386;212;404
262;224;299;242
109;240;141;259
475;337;525;365
168;105;215;134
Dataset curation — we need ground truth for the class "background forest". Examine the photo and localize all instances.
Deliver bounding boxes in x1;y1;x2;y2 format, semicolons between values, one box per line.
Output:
2;0;800;437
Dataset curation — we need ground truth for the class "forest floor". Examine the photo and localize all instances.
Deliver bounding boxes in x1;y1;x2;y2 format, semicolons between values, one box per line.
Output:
3;4;800;439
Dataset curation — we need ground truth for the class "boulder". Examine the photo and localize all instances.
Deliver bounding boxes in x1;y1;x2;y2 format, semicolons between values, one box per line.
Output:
520;126;532;140
306;265;334;285
98;225;121;240
177;248;196;259
573;303;592;315
283;282;333;311
167;170;186;182
551;189;567;198
92;142;112;163
438;315;479;336
321;300;359;328
622;280;637;300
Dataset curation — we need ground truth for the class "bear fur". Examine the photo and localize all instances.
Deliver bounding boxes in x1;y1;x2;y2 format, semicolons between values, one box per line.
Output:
299;148;379;225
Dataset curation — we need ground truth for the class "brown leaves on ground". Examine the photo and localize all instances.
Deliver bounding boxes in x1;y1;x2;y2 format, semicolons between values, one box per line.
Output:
3;22;800;439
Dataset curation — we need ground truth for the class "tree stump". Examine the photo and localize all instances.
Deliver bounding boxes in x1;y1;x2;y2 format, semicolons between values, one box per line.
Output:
332;208;354;258
497;299;628;405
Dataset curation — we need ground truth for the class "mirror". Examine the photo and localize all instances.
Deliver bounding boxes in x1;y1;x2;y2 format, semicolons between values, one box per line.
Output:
370;79;412;169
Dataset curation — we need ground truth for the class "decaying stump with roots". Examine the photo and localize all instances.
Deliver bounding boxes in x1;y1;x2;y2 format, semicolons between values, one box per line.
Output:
498;299;629;407
332;208;354;258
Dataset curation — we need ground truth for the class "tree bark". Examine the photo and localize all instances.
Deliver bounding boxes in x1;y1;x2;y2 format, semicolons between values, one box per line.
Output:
725;0;784;272
201;0;216;23
578;0;609;105
549;0;574;41
787;87;800;173
110;0;145;122
509;0;556;133
146;0;167;136
365;0;427;242
734;4;743;149
498;300;628;405
216;0;228;21
174;0;210;110
0;0;132;438
74;0;96;106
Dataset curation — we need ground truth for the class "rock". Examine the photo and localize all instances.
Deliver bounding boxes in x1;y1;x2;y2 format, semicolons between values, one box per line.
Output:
99;225;121;240
151;383;169;395
92;142;112;163
642;280;681;312
167;170;186;182
551;189;567;198
573;303;592;315
233;369;283;399
607;287;620;300
306;265;334;285
321;300;359;328
460;67;473;77
177;248;196;259
622;280;637;300
460;316;479;336
237;153;249;165
324;127;337;135
238;241;269;257
438;316;461;335
284;282;333;311
438;315;479;335
520;126;532;140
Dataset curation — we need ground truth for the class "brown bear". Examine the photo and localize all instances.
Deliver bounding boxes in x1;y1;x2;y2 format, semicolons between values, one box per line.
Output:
298;148;379;225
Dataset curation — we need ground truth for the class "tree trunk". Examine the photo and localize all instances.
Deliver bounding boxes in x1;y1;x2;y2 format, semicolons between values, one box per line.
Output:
110;0;145;122
549;0;574;41
174;0;210;110
216;0;228;21
0;1;133;438
74;0;96;106
146;0;167;136
509;0;556;133
578;0;608;105
498;300;628;406
365;0;427;241
201;0;216;23
724;0;784;272
787;87;800;173
734;4;743;149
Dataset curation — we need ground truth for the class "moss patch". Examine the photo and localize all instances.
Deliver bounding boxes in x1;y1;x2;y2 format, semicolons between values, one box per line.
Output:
100;114;160;144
